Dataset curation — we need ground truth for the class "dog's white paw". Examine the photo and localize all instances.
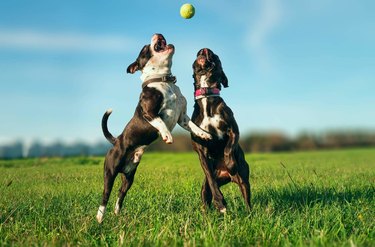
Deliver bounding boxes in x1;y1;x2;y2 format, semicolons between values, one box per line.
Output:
161;131;173;144
197;129;212;140
219;207;227;213
96;205;106;223
114;198;121;215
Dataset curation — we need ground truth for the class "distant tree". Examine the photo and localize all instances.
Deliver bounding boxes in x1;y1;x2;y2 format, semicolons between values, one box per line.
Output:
241;132;293;153
88;142;111;156
295;133;318;150
0;141;23;159
148;134;193;152
1;129;375;159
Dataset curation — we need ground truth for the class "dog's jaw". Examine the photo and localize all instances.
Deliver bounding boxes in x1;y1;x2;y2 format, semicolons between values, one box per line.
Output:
140;34;175;82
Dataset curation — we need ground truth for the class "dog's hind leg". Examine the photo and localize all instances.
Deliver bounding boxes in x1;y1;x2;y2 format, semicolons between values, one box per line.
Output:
201;177;212;210
224;128;239;174
114;147;145;215
237;176;251;210
234;147;252;210
96;149;123;223
195;148;226;213
96;164;118;223
239;179;251;210
114;172;136;215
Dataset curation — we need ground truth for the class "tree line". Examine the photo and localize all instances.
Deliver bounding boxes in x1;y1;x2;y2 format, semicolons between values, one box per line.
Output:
1;130;375;159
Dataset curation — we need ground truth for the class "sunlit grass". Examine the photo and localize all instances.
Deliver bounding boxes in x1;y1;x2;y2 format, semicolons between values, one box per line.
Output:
1;149;374;246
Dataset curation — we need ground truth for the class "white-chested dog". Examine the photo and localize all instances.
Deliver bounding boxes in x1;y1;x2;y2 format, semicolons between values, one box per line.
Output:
96;34;211;223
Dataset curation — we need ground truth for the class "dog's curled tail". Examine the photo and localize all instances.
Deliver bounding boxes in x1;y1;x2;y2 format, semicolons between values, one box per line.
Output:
102;109;116;145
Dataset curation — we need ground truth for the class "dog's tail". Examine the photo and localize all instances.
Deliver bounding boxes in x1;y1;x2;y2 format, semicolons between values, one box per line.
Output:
102;109;116;145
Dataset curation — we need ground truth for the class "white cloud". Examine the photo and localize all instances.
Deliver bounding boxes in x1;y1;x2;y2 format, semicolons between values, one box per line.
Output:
0;28;137;53
246;0;283;72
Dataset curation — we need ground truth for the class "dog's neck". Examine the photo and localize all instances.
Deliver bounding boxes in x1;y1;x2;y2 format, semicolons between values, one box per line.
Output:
194;87;220;100
142;74;176;88
194;75;220;100
140;57;173;82
141;72;172;83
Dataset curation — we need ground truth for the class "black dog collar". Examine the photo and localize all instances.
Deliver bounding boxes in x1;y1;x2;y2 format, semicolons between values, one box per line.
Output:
142;75;176;88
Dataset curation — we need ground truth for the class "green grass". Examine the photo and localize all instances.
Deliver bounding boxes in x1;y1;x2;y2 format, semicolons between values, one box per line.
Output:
0;149;374;246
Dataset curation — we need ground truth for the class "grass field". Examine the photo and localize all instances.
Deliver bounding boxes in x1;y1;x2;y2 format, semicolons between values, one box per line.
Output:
0;149;374;246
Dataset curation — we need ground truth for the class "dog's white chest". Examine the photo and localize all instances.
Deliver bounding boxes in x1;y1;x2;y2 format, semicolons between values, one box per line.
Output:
200;98;224;139
147;82;183;130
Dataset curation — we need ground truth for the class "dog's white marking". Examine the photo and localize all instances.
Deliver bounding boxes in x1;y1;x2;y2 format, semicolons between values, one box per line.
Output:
220;207;227;213
114;198;121;215
177;110;212;140
200;75;209;88
133;146;146;163
96;205;106;223
140;38;174;82
187;119;212;140
200;98;224;139
147;82;180;130
147;81;212;142
149;117;173;144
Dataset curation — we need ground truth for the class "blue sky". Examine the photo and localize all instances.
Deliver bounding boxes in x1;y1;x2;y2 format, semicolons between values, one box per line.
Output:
0;0;374;145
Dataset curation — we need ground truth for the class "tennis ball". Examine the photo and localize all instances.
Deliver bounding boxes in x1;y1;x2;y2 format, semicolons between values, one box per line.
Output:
180;3;195;19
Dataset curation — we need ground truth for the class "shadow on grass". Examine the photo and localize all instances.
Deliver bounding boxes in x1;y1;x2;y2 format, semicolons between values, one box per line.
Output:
255;184;374;209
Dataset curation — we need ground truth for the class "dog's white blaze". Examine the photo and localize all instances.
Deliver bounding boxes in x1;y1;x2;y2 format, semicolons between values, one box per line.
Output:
96;205;106;223
200;75;209;88
200;98;224;139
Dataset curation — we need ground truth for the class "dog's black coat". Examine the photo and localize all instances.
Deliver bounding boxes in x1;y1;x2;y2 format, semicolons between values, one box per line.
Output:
191;48;251;212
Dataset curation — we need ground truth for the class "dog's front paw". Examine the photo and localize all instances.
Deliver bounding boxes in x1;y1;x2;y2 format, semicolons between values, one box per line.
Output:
197;129;212;140
161;131;173;144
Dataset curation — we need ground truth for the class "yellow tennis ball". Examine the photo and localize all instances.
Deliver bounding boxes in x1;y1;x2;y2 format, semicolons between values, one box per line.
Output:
180;3;195;19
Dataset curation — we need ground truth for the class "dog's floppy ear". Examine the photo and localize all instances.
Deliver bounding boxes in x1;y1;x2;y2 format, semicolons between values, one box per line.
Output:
126;45;151;74
126;61;138;74
220;71;229;88
213;53;229;88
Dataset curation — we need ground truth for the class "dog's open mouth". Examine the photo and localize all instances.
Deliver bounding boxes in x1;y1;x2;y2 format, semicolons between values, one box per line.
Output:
154;37;167;52
151;34;174;54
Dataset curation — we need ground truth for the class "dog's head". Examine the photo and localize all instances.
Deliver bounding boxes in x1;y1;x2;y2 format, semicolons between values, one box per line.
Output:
192;48;228;90
127;34;175;80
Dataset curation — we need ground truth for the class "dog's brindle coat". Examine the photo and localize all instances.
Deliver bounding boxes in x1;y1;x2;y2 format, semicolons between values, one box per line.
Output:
96;34;211;223
191;48;251;213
